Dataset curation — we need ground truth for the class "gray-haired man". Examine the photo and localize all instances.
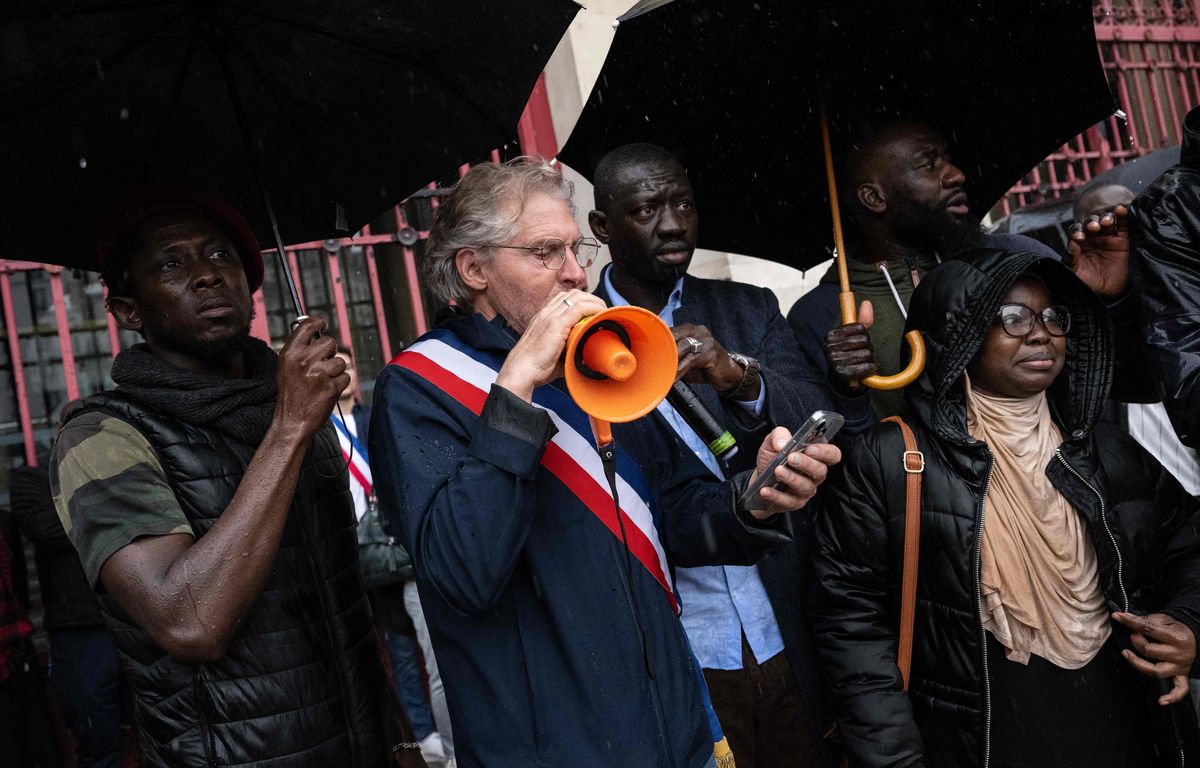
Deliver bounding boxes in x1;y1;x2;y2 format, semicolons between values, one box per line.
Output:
368;158;841;768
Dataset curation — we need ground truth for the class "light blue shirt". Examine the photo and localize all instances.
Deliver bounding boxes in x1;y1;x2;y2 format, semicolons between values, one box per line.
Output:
603;268;785;669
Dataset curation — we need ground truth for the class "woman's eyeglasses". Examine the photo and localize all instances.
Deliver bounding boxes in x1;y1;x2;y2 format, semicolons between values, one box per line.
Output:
995;303;1071;337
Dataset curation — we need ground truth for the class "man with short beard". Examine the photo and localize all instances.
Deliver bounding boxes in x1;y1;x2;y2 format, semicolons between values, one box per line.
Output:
787;122;1058;426
48;191;403;767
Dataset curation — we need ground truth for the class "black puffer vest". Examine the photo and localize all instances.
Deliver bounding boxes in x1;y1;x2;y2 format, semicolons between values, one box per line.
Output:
80;391;388;767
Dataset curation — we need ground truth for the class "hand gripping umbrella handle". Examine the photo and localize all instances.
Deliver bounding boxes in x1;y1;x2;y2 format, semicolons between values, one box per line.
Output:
822;99;925;391
838;291;926;390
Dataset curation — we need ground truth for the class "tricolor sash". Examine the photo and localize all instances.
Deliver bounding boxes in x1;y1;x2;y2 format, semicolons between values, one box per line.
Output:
330;411;373;496
390;331;678;613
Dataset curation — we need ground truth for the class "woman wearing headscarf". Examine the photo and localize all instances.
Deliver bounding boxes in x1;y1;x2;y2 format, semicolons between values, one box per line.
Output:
814;248;1200;768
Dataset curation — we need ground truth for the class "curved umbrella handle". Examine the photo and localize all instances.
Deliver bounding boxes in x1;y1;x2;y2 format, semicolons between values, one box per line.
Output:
824;100;925;392
864;331;926;391
838;290;926;391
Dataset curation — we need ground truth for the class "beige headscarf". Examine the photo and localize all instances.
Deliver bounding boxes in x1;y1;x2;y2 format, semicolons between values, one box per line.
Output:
965;376;1110;669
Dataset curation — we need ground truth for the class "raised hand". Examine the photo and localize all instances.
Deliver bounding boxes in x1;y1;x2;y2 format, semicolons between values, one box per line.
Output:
1067;204;1131;300
274;315;349;437
673;323;750;396
495;289;608;402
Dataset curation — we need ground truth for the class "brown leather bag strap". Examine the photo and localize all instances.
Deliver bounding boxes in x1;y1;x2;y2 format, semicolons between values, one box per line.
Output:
881;415;923;691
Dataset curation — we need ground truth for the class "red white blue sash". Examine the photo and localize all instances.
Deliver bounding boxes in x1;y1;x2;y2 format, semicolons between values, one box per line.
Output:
391;334;678;613
330;411;373;495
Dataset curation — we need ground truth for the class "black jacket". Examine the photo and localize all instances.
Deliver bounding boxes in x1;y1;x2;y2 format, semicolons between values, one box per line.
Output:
79;391;390;768
813;249;1200;768
595;268;836;762
9;465;103;630
1130;105;1200;446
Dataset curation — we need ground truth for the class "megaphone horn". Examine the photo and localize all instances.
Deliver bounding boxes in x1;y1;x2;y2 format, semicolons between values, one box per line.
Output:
564;306;678;448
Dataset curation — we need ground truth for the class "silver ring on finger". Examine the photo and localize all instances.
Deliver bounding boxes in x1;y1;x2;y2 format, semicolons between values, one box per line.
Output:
563;297;573;308
685;336;703;355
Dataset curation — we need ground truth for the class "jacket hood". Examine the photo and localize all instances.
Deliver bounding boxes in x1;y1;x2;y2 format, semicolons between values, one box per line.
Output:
904;248;1113;445
1184;105;1200;168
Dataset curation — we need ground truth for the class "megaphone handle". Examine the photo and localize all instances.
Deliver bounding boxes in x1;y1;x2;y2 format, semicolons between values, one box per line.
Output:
589;422;656;679
590;416;614;450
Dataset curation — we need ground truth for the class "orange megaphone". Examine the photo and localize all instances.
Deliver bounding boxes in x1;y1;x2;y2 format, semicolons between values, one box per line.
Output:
565;306;678;448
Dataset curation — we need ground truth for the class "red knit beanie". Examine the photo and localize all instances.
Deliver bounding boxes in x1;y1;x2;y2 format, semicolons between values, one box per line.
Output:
96;188;264;292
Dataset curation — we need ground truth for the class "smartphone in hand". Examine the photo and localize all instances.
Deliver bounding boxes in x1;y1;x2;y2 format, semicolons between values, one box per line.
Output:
739;410;844;510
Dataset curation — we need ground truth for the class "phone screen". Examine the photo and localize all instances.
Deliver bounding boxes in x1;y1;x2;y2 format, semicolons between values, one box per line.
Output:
739;410;844;511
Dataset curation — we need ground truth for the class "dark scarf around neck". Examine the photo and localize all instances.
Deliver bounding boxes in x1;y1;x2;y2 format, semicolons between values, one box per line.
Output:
109;338;278;446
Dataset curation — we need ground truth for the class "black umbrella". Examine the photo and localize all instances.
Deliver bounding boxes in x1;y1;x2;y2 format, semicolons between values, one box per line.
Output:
559;0;1116;271
1;0;578;314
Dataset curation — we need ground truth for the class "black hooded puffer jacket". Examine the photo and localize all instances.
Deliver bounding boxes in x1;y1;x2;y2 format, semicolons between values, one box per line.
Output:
813;249;1200;768
1131;105;1200;446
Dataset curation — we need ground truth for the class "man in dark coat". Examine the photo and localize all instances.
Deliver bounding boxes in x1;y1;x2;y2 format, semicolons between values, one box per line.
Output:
787;121;1060;431
48;190;406;767
588;142;837;767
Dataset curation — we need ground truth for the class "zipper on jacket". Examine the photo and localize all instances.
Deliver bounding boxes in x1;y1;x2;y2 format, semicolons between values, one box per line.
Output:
1055;452;1188;768
192;667;218;768
1053;450;1128;611
974;455;996;768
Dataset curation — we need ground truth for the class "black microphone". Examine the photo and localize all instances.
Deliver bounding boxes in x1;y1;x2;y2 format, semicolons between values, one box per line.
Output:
666;381;738;461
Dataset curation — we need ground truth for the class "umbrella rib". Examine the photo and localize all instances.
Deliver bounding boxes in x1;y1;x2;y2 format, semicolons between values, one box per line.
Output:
143;21;199;158
0;6;192;132
222;1;519;139
221;22;344;215
0;0;179;22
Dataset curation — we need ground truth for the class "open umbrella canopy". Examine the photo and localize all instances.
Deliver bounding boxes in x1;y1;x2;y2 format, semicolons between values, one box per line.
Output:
559;0;1116;270
0;0;579;271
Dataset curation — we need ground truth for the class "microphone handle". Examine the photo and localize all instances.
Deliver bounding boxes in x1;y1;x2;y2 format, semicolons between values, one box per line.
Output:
667;381;738;460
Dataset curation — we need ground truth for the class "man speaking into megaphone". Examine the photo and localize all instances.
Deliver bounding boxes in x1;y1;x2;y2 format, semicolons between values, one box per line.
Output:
369;158;840;768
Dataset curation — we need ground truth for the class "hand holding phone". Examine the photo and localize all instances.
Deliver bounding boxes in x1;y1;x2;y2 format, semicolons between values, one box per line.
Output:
739;410;844;511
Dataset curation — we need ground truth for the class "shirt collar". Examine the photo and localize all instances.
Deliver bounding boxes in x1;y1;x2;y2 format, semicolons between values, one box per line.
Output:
603;265;686;319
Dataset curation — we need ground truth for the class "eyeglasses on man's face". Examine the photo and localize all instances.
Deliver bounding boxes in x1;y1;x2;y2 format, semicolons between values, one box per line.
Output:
481;237;601;270
995;303;1071;338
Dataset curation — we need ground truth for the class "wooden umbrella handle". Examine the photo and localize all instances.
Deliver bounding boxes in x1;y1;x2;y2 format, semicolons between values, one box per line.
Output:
821;99;926;391
863;331;927;390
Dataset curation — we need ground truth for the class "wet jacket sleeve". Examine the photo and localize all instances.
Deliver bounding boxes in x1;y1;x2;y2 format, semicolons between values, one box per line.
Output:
722;287;840;440
812;434;925;767
1106;293;1155;404
1131;182;1200;445
369;365;555;616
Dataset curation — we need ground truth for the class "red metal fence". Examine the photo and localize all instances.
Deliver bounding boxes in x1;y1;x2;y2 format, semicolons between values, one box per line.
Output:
1000;0;1200;213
